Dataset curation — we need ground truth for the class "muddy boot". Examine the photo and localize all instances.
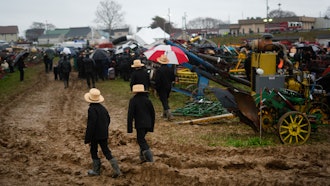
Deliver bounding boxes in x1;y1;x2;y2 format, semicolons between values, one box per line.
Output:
87;159;101;176
143;149;154;162
166;109;174;121
162;110;167;118
64;80;68;88
139;149;146;162
109;158;122;178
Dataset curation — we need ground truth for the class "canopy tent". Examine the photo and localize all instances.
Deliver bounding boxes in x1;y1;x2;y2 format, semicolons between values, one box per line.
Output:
113;27;170;54
134;27;170;48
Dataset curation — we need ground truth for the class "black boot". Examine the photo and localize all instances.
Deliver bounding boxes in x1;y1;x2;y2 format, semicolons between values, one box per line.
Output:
162;110;167;118
166;109;173;121
143;149;154;162
109;158;122;178
87;159;101;176
139;148;146;162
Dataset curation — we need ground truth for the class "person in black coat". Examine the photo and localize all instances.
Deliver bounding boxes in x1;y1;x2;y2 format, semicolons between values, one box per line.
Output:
15;52;29;81
154;54;175;120
77;51;86;79
130;59;150;91
84;88;122;177
127;84;155;162
43;53;51;73
83;50;96;89
59;53;71;88
119;47;133;81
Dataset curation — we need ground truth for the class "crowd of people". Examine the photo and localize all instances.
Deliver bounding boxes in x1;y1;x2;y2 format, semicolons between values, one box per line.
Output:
79;51;175;178
1;46;177;178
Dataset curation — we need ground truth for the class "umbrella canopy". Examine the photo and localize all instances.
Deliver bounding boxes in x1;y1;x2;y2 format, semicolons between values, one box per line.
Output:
14;51;29;64
62;47;72;55
91;49;110;61
143;45;189;65
45;48;55;59
57;47;76;56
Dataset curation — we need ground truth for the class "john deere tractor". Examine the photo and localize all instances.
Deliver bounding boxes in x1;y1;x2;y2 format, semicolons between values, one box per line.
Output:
250;34;329;144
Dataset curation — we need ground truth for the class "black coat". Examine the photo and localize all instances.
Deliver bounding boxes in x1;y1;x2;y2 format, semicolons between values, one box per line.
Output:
83;57;96;73
127;93;155;133
155;64;175;93
16;58;26;70
84;103;111;144
130;68;150;90
59;58;71;73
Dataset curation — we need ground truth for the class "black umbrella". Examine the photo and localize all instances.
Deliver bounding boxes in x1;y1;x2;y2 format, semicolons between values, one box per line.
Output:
14;51;29;65
45;48;55;59
91;49;110;61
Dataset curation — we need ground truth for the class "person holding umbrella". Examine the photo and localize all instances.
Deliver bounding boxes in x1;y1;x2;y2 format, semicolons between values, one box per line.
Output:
14;51;29;81
59;52;71;88
83;50;96;89
154;54;175;120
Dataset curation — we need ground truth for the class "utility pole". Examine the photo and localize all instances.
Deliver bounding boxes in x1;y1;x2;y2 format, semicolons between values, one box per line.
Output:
263;0;272;33
46;20;49;45
278;3;282;17
182;12;187;40
168;8;171;37
266;0;269;19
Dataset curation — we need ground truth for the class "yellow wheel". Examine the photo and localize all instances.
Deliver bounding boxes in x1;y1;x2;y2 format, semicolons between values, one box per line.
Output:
259;106;276;133
308;103;330;125
278;111;311;145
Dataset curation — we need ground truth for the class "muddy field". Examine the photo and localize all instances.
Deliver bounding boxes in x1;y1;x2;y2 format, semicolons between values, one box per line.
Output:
0;70;329;186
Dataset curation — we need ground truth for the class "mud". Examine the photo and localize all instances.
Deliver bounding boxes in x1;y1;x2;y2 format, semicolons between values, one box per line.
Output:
0;70;329;186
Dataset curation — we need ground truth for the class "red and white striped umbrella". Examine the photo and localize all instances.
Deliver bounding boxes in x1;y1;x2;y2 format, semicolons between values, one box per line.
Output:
143;45;189;65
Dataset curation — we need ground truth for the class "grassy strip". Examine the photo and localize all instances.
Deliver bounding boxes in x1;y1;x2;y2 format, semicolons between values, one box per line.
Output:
201;132;276;147
0;62;44;103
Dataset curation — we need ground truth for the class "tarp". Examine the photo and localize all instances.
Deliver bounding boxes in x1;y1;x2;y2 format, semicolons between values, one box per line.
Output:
134;27;169;48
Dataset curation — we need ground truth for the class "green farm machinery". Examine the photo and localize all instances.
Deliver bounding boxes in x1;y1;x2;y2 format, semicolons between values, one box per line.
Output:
255;85;329;144
165;37;330;145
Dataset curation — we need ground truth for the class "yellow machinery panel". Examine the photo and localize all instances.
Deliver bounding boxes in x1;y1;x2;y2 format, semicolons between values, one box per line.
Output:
251;53;277;75
176;68;198;84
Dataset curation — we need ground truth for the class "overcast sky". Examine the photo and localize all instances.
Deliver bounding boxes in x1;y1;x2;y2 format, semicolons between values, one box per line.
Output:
1;0;329;36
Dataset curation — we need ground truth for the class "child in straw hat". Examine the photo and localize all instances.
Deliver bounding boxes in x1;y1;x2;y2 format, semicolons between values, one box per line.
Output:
84;88;122;177
127;84;155;162
130;59;150;91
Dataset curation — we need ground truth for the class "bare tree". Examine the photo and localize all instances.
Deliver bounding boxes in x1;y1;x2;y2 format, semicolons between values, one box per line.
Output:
30;22;56;31
268;9;296;18
186;17;225;29
94;0;124;35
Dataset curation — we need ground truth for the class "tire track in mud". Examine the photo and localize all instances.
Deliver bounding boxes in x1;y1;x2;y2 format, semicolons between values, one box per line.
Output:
0;71;91;185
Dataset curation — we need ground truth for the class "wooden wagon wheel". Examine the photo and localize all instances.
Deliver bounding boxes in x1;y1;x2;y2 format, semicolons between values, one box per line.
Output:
278;111;311;145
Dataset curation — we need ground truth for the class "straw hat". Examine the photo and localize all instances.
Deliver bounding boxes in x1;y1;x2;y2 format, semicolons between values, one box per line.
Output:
157;54;169;64
131;59;145;68
132;84;148;93
84;88;104;103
